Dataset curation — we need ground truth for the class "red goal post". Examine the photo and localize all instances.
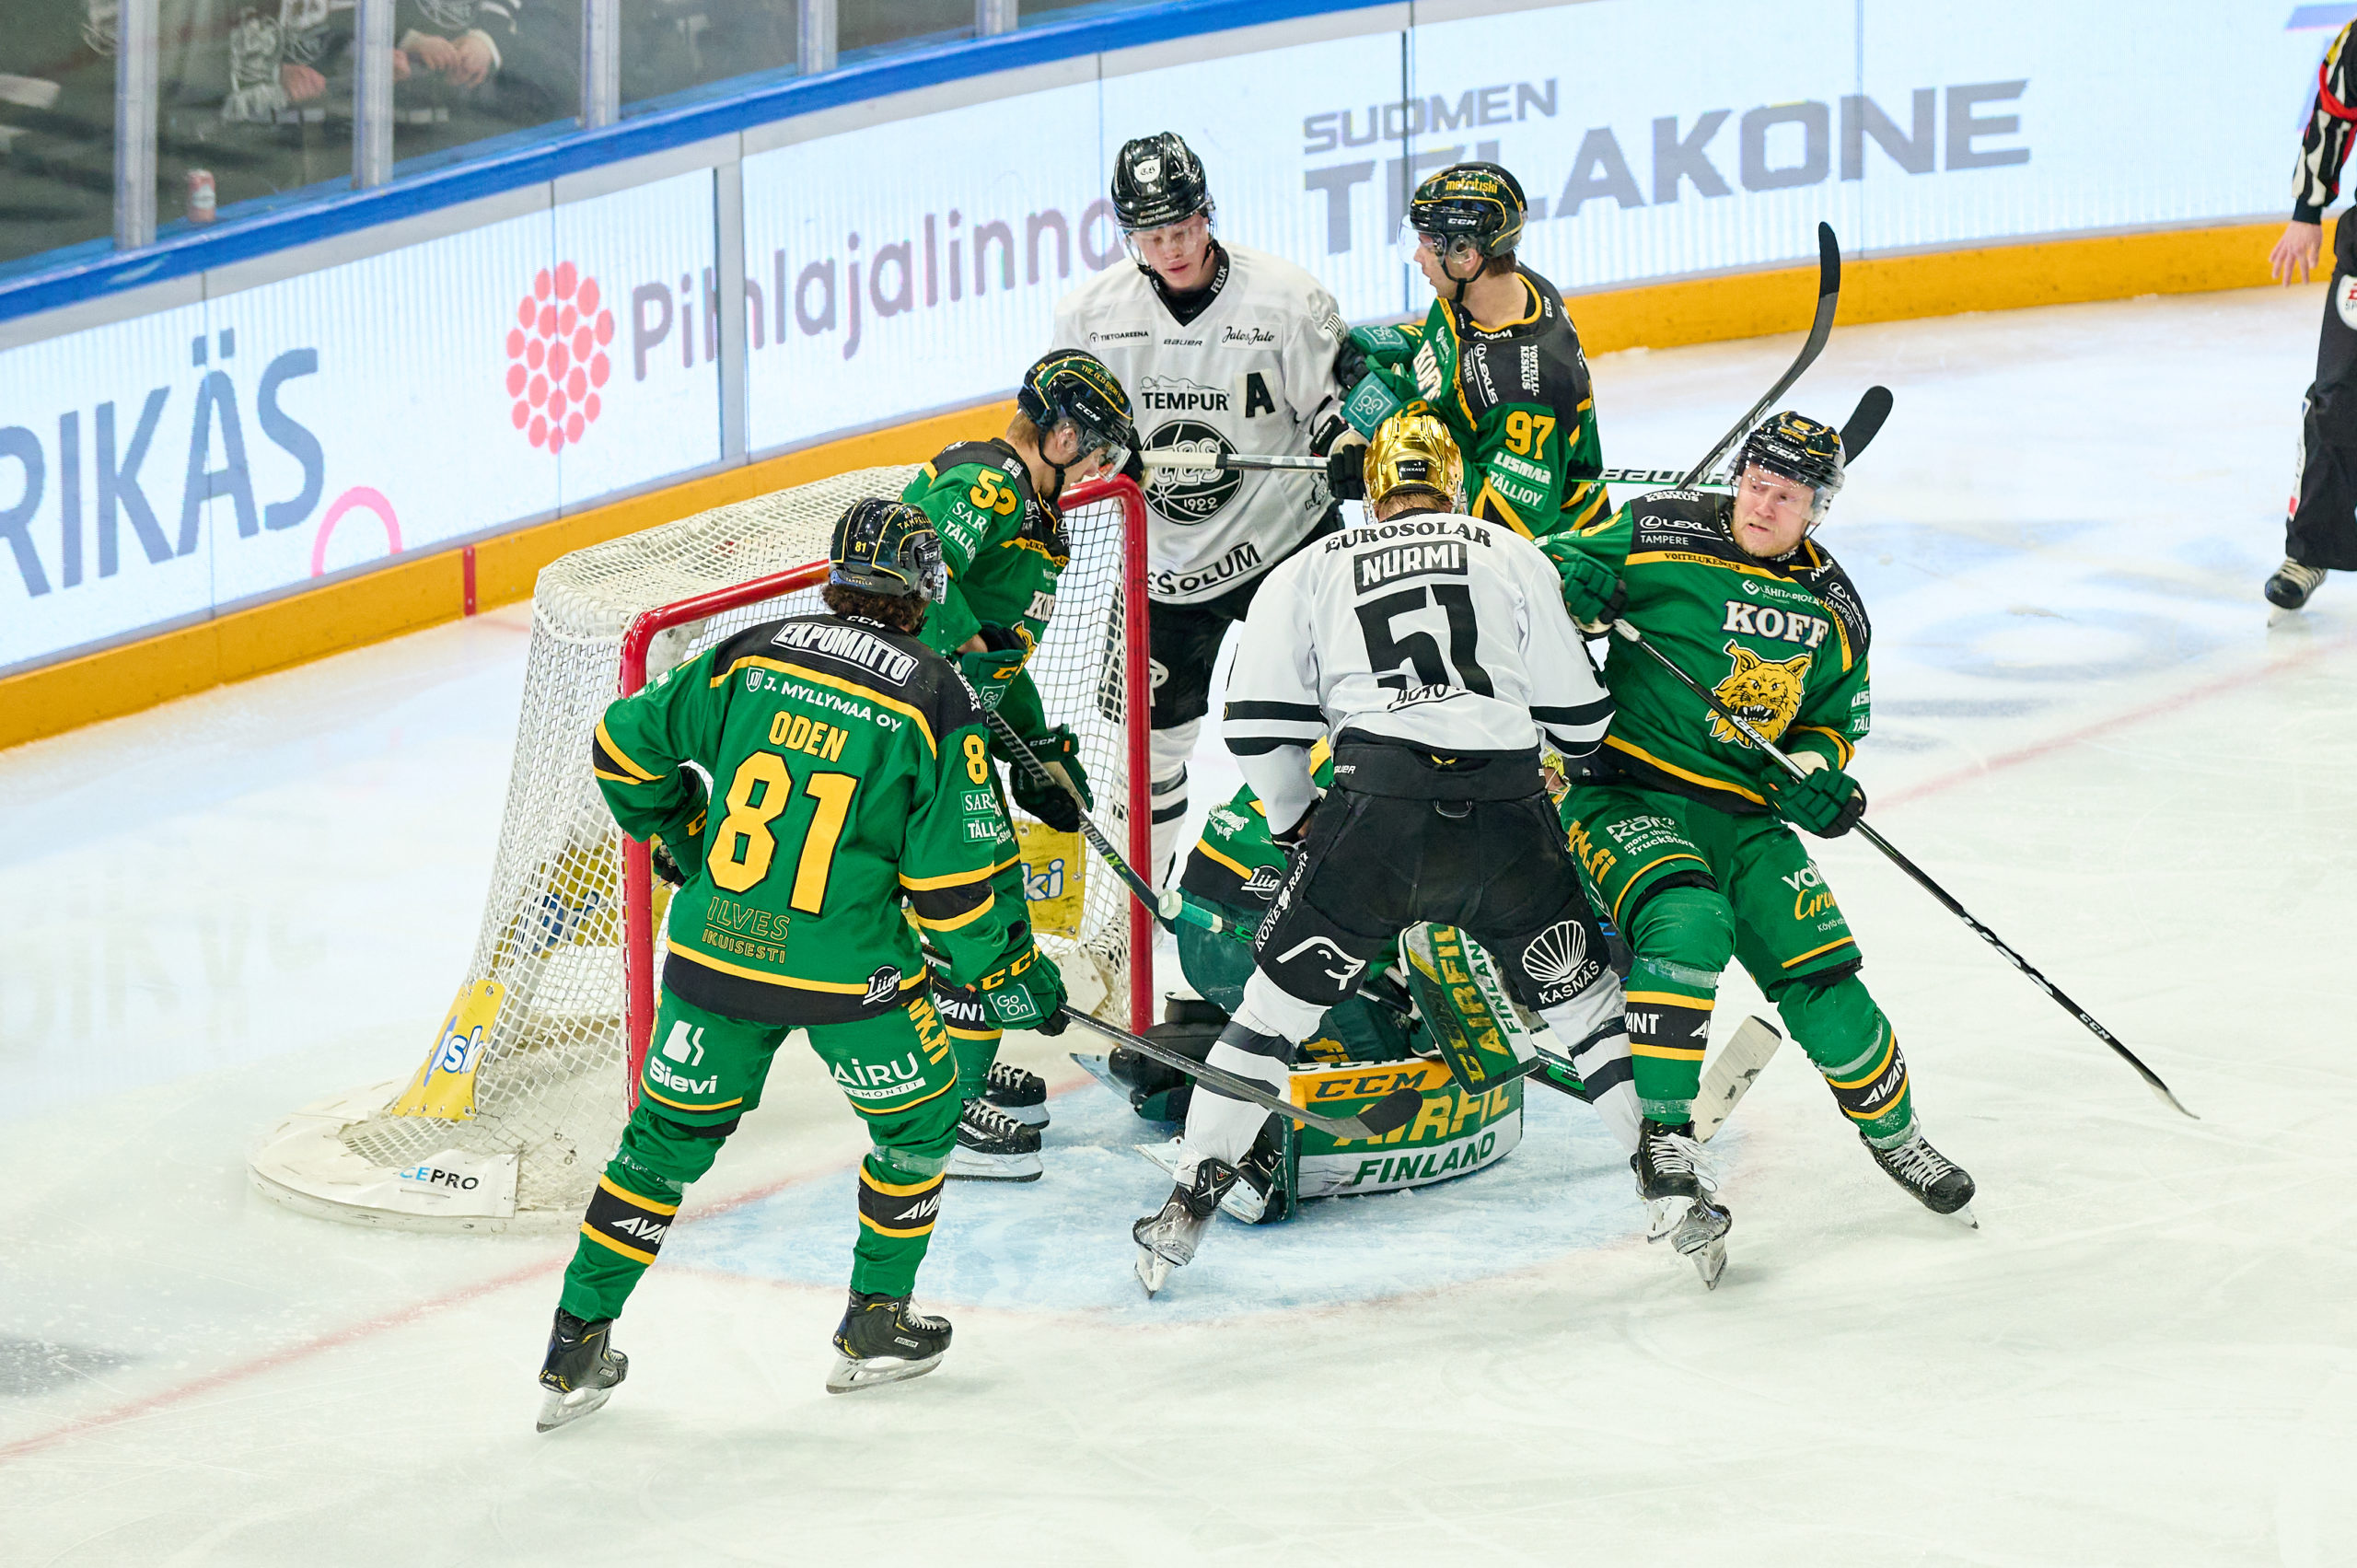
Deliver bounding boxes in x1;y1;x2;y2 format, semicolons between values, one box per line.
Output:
615;474;1154;1098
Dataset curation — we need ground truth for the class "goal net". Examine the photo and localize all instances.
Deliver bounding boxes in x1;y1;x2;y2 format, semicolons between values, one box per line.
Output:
249;468;1151;1230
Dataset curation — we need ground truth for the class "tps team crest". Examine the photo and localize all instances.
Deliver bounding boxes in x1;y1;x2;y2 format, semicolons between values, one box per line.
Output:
1709;642;1811;746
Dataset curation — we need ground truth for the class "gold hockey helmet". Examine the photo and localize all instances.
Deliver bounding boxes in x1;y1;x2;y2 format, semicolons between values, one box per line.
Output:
1363;412;1465;512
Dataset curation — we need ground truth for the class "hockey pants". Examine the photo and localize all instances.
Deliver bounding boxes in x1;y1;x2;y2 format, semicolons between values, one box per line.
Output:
1178;768;1636;1179
558;990;961;1323
1563;784;1916;1145
2291;213;2357;571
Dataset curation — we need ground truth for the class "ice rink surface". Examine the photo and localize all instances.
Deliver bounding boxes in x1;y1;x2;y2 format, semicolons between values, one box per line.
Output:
5;283;2355;1566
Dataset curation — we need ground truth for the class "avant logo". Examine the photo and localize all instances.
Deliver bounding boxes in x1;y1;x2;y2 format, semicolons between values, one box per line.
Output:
506;261;616;455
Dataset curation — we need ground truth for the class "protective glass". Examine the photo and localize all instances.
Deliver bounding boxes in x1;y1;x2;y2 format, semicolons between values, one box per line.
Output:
1054;416;1130;477
906;529;949;603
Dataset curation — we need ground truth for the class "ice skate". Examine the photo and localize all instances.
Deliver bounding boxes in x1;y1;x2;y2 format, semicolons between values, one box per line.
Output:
1633;1118;1734;1290
2264;557;2327;610
827;1292;952;1393
1864;1126;1978;1227
945;1098;1042;1182
1132;1158;1237;1297
535;1309;626;1432
982;1061;1050;1128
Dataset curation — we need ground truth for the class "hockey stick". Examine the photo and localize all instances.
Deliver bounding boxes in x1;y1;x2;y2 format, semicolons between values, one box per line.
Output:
1607;619;2197;1119
1056;1005;1427;1140
980;709;1253;946
1141;452;1736;492
1677;223;1842;492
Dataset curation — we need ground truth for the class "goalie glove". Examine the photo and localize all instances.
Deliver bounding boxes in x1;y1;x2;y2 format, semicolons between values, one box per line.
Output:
1763;752;1867;838
1538;536;1626;631
955;624;1028;714
1004;724;1092;832
1323;431;1368;502
976;934;1068;1035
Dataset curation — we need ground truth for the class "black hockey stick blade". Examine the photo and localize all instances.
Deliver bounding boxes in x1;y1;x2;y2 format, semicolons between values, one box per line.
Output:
1057;1007;1428;1140
1840;385;1894;462
1677;222;1840;492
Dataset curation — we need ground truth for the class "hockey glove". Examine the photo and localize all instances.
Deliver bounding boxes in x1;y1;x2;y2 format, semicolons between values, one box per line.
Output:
1324;433;1368;502
1538;536;1626;631
1121;444;1144;486
1341;374;1410;439
1764;753;1868;838
977;935;1069;1035
647;775;710;886
1005;724;1092;832
955;625;1028;713
1332;336;1371;393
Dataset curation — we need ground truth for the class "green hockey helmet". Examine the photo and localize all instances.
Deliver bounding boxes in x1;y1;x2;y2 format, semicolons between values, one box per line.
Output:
1736;411;1844;524
1016;349;1137;472
829;497;946;602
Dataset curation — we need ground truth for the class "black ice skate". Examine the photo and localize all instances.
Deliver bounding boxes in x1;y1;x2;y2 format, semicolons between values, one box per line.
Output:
982;1061;1050;1128
2265;558;2327;610
1132;1158;1238;1298
828;1291;952;1393
1632;1119;1733;1290
1864;1126;1978;1227
535;1309;626;1432
945;1098;1042;1182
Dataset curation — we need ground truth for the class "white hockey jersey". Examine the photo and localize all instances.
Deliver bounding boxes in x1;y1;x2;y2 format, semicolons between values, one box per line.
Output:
1221;509;1613;828
1051;242;1345;604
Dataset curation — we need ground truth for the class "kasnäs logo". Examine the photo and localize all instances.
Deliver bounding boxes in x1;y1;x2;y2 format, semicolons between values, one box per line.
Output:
506;262;617;455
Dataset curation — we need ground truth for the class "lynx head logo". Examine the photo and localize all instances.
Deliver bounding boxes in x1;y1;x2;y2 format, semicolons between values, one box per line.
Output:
1709;642;1811;747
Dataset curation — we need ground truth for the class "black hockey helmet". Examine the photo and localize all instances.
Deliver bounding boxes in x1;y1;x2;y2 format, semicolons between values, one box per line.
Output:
1736;411;1845;524
830;497;946;603
1406;161;1527;260
1016;349;1138;471
1110;133;1213;233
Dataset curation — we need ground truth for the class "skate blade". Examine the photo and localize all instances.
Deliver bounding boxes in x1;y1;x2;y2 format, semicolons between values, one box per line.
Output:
943;1152;1043;1182
1135;1245;1173;1298
825;1351;944;1395
1944;1202;1980;1231
535;1385;612;1433
988;1100;1050;1129
1691;1238;1728;1291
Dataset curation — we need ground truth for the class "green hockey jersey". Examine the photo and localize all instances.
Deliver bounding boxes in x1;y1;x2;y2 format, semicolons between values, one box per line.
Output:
1558;489;1871;813
592;612;1022;1026
1345;266;1608;540
900;439;1068;740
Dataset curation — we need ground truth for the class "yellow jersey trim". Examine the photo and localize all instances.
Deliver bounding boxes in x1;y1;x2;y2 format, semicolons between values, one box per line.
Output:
910;894;994;933
1781;935;1857;970
711;657;938;754
666;939;926;996
1193;838;1255;881
1603;736;1767;807
595;719;660;782
639;1079;747;1114
598;1174;679;1215
899;850;1017;891
579;1224;658;1265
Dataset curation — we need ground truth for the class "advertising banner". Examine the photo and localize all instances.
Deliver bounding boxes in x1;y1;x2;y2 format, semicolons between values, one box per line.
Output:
0;171;722;675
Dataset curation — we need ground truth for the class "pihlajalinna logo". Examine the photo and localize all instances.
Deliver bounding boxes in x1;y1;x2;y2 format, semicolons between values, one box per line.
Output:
506;261;617;455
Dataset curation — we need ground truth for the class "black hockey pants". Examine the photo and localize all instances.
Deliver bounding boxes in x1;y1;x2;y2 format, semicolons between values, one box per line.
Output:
2291;214;2357;570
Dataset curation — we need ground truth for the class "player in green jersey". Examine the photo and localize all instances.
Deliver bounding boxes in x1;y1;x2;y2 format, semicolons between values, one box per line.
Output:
897;348;1138;1179
534;499;1069;1428
1538;412;1977;1289
1332;163;1608;540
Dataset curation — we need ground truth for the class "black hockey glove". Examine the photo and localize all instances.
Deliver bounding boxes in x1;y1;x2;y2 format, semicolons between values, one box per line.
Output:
648;774;710;886
1270;796;1318;850
1324;437;1367;503
1005;724;1092;832
1120;445;1144;485
1764;759;1867;838
1333;335;1370;392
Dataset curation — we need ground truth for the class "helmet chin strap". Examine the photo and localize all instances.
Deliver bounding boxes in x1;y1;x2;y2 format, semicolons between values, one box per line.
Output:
1445;242;1481;306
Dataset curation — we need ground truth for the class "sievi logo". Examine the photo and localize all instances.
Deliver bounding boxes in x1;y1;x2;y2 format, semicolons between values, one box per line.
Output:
505;262;616;456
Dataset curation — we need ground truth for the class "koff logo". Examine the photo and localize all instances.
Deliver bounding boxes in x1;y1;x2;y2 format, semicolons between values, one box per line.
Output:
506;261;617;456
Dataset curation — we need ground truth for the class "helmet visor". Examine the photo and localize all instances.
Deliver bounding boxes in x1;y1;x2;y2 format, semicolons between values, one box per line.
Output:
1053;414;1131;477
905;528;948;603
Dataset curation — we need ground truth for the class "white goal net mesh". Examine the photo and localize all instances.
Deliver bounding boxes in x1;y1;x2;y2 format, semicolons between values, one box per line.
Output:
250;466;1144;1227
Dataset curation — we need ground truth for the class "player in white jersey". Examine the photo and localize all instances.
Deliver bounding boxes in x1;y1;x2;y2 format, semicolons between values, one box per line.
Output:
1129;414;1639;1296
1051;133;1356;881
